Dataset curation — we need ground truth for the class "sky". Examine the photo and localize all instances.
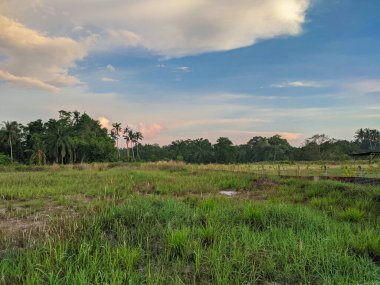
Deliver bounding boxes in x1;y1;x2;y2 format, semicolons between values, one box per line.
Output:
0;0;379;146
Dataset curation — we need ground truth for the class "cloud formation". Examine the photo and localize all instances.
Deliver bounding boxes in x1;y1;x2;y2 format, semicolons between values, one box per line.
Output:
0;70;59;92
271;81;324;88
98;116;111;129
101;77;118;83
0;15;87;92
139;123;165;141
2;0;311;57
0;1;312;91
176;66;191;72
106;64;116;72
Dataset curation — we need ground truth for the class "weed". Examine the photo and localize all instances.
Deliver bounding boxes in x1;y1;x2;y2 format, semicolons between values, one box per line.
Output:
167;227;191;258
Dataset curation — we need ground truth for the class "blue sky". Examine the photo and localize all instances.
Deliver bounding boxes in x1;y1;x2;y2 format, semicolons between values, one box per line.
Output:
0;0;379;145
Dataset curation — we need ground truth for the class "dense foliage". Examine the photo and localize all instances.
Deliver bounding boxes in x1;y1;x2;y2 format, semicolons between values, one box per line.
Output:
0;111;118;164
0;110;379;164
135;130;379;163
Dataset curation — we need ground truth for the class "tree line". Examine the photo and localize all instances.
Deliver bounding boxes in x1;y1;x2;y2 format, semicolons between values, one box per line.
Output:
0;111;117;165
135;131;379;164
0;110;379;165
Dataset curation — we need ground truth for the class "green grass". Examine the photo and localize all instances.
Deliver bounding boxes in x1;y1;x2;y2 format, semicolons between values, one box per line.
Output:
155;161;380;178
0;165;379;284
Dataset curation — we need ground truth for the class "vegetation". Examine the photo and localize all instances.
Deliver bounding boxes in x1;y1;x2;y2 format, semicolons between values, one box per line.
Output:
0;111;117;165
0;110;379;166
141;160;380;178
0;165;379;284
0;121;20;164
135;130;380;164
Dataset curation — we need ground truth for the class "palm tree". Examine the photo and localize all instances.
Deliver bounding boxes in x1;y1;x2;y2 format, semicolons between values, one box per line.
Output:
29;140;47;165
45;122;73;164
134;131;143;159
0;121;20;163
112;122;122;159
123;126;131;161
128;130;135;160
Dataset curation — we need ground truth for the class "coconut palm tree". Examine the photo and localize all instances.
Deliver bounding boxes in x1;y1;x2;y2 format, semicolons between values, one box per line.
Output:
45;121;73;164
128;129;135;160
123;126;131;161
29;138;47;165
0;121;20;163
134;131;143;159
112;122;122;159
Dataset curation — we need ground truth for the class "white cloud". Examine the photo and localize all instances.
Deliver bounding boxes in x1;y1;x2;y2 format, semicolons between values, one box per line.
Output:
101;77;118;82
0;15;87;92
0;70;59;92
271;81;324;88
106;29;140;47
106;64;116;72
1;0;311;57
72;26;85;33
176;66;191;72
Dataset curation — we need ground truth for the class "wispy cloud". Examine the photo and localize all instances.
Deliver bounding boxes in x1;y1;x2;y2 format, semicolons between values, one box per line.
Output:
271;81;325;88
201;93;281;101
106;64;116;72
176;66;191;72
0;70;59;92
101;77;118;82
106;29;140;47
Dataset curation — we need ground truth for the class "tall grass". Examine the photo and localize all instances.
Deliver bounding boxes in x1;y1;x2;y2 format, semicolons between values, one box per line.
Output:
1;197;379;284
0;166;379;284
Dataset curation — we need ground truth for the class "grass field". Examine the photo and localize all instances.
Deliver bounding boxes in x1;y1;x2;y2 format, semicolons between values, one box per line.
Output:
176;161;380;178
0;164;379;284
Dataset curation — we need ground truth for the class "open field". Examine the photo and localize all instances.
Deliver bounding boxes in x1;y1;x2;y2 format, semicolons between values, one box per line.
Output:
0;164;379;284
170;161;380;178
2;160;380;178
